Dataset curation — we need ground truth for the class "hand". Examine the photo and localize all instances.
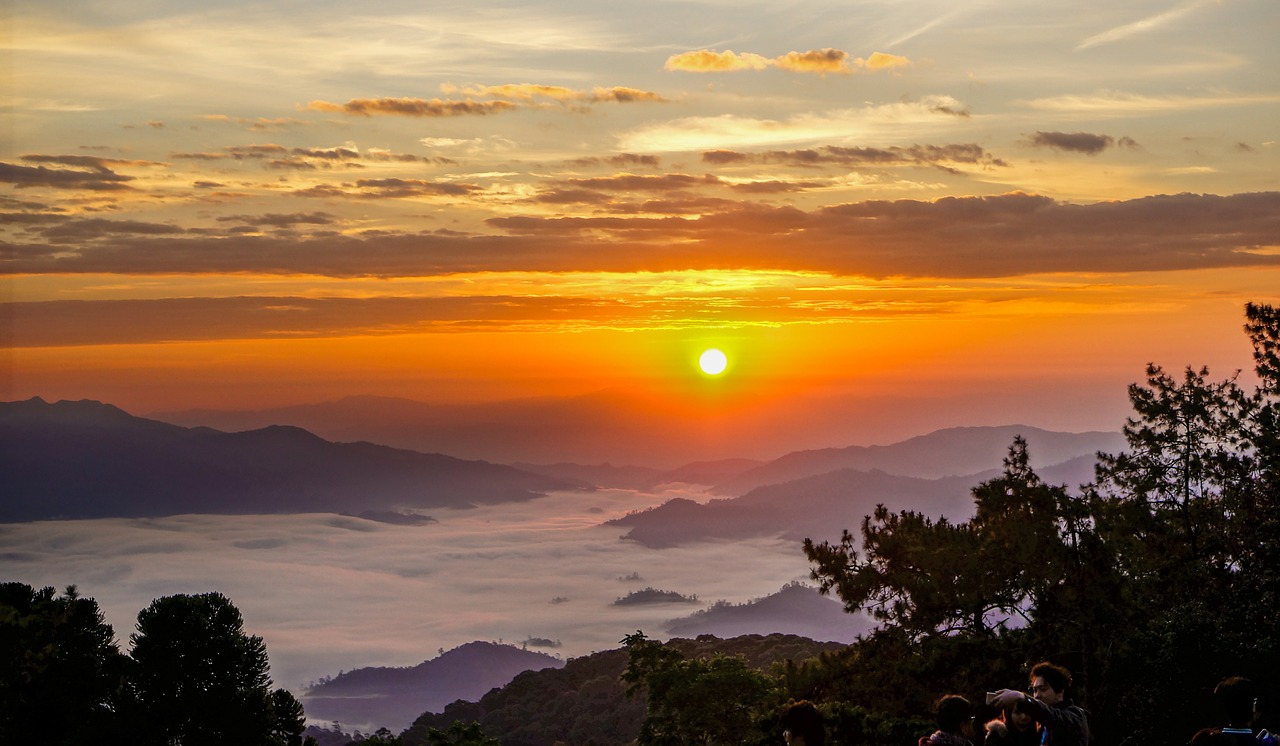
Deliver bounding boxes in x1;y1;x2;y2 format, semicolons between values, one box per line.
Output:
991;689;1025;709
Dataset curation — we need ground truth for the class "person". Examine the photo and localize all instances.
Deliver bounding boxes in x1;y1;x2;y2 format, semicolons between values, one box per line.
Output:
920;694;976;746
984;703;1039;746
991;661;1089;746
781;700;825;746
1190;677;1262;746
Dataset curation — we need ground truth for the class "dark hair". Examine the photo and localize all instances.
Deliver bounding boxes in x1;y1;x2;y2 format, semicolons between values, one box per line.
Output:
1030;661;1072;696
936;695;974;733
1215;676;1257;725
781;700;825;745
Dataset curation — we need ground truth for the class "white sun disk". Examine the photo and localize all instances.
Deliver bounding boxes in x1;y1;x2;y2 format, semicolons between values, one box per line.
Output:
699;348;728;375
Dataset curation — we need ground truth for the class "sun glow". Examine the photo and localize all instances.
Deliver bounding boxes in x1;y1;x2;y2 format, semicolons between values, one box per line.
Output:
699;348;728;375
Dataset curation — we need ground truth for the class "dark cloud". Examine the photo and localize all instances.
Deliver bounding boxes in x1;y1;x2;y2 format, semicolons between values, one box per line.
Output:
3;192;1277;279
701;144;1007;169
1027;131;1118;155
727;180;824;193
0;161;134;191
192;181;225;189
37;218;187;243
351;178;478;198
588;87;668;103
561;174;720;192
565;154;661;169
225;144;290;159
308;98;518;117
216;212;338;228
172;152;228;161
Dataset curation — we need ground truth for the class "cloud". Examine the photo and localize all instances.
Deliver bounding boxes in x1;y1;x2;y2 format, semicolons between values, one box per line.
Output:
292;178;479;199
308;98;518;117
665;48;910;76
863;52;912;71
1028;131;1116;155
216;212;339;228
564;154;661;169
1022;90;1280;117
701;144;1007;170
618;97;971;152
0;161;135;191
664;49;772;73
1077;0;1211;50
774;49;852;75
5;193;1276;279
37;218;186;243
440;83;667;105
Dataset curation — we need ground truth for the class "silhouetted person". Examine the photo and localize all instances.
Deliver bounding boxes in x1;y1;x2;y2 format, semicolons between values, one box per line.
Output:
920;694;976;746
782;700;825;746
992;661;1089;746
1191;677;1262;746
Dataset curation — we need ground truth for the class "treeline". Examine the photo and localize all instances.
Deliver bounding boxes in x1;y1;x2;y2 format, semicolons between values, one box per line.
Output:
0;586;307;745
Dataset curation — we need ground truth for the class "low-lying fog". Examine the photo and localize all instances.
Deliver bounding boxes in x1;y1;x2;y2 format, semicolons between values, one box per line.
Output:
1;486;818;692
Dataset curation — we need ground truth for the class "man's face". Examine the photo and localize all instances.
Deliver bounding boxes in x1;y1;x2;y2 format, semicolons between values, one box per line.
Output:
1031;676;1063;706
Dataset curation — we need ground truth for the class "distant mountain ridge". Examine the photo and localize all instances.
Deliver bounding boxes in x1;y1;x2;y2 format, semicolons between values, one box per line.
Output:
711;425;1125;495
607;431;1120;548
0;397;578;522
303;641;563;733
663;583;873;642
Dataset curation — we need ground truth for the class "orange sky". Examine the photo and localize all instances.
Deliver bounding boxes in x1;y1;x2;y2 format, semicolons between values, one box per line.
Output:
3;1;1279;451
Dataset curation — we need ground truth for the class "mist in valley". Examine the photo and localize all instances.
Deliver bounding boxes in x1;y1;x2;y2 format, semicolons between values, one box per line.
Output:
0;486;854;693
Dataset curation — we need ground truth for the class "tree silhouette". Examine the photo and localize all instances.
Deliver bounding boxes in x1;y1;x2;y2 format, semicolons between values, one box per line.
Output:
129;591;299;745
0;582;128;744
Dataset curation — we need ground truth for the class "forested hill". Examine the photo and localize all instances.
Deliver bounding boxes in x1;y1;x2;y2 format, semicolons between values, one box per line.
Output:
401;634;847;746
303;642;563;734
0;397;579;521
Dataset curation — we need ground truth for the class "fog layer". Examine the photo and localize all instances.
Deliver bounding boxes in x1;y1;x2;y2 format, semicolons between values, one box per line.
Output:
1;487;816;691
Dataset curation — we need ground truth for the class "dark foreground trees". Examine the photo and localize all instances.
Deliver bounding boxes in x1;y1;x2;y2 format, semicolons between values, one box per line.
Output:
0;585;308;746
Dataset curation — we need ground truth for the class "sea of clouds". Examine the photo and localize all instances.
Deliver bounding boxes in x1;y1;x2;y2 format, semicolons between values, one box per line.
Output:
1;486;819;692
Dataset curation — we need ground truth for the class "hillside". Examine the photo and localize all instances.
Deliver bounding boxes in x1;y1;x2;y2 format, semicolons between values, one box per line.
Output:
303;642;563;733
607;469;978;548
710;425;1124;495
0;397;578;522
402;634;848;746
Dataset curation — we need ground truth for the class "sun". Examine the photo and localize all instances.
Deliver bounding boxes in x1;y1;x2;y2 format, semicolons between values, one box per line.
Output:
698;348;728;376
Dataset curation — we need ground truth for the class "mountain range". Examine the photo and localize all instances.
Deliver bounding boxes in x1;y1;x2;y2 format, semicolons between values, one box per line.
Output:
0;397;576;522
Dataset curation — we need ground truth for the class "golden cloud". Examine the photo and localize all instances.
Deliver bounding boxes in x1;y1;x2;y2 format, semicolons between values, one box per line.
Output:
664;49;772;72
307;98;517;117
775;49;851;75
665;48;911;76
862;52;912;71
440;83;667;104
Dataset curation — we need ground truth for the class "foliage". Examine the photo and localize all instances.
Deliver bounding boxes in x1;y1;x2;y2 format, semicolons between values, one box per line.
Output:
799;303;1280;746
421;721;500;745
0;583;129;745
622;631;780;745
1;584;307;746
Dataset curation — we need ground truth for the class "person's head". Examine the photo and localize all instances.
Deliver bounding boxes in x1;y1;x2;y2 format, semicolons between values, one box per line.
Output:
1214;676;1257;726
1029;662;1071;706
1007;706;1034;732
781;700;825;746
936;695;974;736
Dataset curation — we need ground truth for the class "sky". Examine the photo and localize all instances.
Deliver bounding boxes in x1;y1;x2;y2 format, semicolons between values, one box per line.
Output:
4;0;1280;443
